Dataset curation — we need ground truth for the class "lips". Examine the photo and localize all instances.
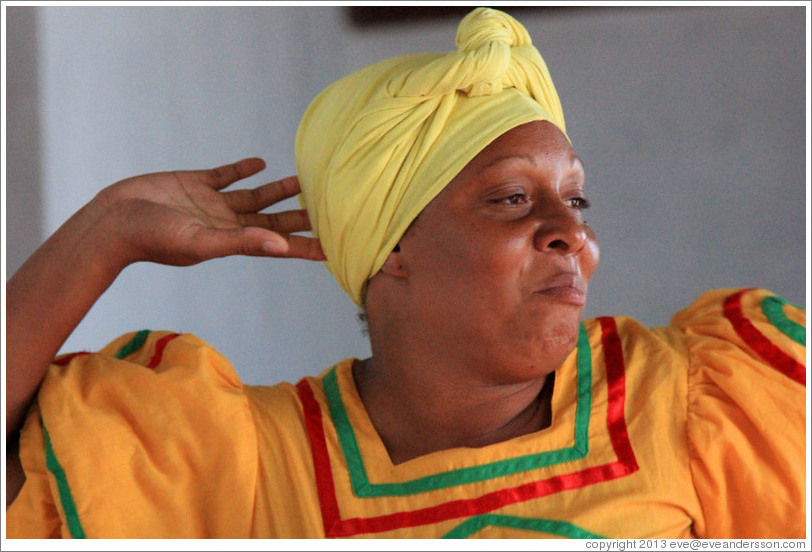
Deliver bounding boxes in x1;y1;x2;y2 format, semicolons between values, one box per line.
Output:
534;273;587;306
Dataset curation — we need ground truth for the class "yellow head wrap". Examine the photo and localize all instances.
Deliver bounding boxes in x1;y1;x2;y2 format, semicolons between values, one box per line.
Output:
295;7;567;306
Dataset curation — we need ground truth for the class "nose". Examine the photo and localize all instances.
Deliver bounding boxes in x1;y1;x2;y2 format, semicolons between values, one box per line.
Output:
532;206;588;255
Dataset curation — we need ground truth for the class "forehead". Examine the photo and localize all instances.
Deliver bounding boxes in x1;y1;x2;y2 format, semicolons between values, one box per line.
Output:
453;120;583;182
405;121;583;233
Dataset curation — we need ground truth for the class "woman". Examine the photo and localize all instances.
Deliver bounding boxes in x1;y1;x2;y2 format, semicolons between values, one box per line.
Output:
6;8;805;539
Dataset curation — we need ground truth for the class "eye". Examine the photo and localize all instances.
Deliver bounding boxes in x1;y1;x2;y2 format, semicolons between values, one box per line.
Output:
491;192;528;206
568;197;591;210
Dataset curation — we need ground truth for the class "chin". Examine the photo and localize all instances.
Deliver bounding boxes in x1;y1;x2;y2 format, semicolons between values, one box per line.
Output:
527;316;582;359
489;318;581;384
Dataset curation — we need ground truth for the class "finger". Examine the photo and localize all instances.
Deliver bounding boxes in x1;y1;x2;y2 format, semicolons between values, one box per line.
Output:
274;234;326;261
187;226;284;259
238;210;312;234
224;176;301;213
174;158;267;191
189;227;325;262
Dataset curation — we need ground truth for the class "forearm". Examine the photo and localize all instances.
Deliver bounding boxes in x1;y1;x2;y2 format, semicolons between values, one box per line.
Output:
5;200;127;437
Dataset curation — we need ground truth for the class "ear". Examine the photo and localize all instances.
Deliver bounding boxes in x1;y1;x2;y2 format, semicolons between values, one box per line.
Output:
379;243;409;279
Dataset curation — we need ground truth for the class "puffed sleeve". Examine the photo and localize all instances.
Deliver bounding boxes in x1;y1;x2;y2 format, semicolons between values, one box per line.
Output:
671;288;806;538
6;331;259;539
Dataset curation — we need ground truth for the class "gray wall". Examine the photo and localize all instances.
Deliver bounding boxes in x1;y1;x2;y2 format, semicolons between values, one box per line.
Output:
5;6;806;386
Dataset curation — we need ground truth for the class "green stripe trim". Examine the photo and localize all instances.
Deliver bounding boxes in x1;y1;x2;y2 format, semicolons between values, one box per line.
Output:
442;514;606;539
762;296;805;346
324;324;593;497
114;330;151;359
42;421;86;539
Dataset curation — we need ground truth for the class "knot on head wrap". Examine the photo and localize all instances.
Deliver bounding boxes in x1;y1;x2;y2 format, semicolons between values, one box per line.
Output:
296;7;567;306
457;6;530;51
396;8;535;98
454;7;532;96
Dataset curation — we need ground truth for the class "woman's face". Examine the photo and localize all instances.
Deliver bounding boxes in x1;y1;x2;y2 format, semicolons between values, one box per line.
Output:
394;120;600;383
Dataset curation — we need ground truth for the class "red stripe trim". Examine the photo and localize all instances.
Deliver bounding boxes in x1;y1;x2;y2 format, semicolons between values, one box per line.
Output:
52;352;90;366
599;317;638;465
146;333;181;369
723;289;806;386
297;320;638;537
296;379;341;535
332;461;636;537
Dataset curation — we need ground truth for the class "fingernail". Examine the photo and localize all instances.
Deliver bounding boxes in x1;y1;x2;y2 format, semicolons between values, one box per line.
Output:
262;239;285;254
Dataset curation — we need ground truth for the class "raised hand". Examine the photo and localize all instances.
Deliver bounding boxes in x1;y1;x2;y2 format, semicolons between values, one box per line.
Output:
92;157;325;267
5;158;324;463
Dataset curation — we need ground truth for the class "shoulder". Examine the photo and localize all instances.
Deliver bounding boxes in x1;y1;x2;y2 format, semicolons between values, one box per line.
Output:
38;330;252;441
19;330;259;537
669;289;805;537
584;287;805;386
46;329;242;387
39;330;249;422
669;287;805;386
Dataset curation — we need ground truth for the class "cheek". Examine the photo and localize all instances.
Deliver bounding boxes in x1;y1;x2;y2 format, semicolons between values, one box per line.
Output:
581;231;600;281
413;225;523;302
450;229;526;284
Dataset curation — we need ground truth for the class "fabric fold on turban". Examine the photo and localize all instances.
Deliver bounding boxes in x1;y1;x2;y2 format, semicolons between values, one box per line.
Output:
296;7;567;306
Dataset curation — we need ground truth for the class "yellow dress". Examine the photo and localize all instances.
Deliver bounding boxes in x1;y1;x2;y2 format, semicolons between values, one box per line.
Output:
6;288;806;539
